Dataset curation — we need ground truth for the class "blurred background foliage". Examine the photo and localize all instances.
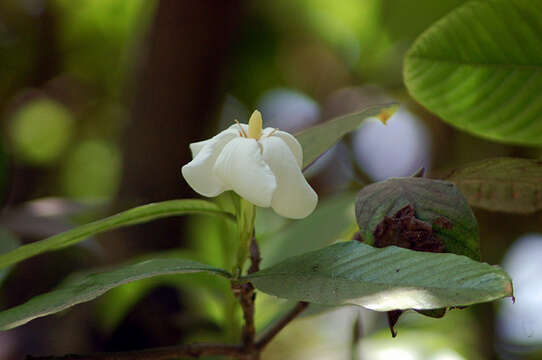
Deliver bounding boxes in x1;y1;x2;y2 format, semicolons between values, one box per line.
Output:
0;0;540;359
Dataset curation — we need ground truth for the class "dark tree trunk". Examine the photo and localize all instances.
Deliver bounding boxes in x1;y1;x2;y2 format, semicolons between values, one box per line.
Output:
112;0;242;254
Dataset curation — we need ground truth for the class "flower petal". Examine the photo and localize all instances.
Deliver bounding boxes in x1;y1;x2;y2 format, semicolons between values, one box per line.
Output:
260;136;317;219
214;137;277;207
181;130;238;196
262;128;303;168
189;140;211;157
189;127;240;157
212;138;276;207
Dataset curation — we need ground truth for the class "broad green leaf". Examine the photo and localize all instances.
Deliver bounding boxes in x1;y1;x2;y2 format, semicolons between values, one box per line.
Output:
0;258;231;330
247;241;512;311
0;199;234;270
0;228;19;286
404;0;542;145
446;157;542;213
355;177;479;260
295;103;398;169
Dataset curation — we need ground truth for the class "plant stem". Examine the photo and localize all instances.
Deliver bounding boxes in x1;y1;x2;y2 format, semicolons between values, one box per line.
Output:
232;237;260;358
255;301;309;350
26;300;310;360
234;198;255;278
28;209;312;360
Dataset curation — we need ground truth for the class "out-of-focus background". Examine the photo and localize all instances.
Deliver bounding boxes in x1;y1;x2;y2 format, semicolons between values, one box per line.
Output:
0;1;541;359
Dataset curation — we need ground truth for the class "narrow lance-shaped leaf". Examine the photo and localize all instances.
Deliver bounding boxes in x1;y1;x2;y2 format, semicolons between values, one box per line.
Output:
355;177;480;260
404;0;542;145
0;229;19;286
295;103;398;169
446;157;542;213
0;258;231;331
247;242;513;311
0;199;234;270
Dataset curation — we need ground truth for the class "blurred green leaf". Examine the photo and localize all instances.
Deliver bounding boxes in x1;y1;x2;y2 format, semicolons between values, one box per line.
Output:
9;98;75;165
0;200;234;270
0;139;8;203
404;0;542;145
0;228;19;286
295;103;398;169
248;241;512;311
355;177;479;260
54;0;156;93
61;140;121;199
0;258;231;330
381;0;466;42
260;191;357;268
446;157;542;213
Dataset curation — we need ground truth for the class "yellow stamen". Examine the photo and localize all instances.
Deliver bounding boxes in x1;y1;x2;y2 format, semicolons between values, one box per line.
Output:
248;110;263;139
267;128;279;137
235;119;248;137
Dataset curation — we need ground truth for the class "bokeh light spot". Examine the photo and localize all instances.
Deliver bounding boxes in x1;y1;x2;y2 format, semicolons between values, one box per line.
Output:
61;140;121;200
498;233;542;346
353;106;431;181
9;98;75;166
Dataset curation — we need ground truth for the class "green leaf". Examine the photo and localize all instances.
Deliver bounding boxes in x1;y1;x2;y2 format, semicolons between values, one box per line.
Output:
0;199;234;270
446;157;542;213
404;0;542;145
0;228;20;286
296;103;398;169
355;177;479;260
247;241;512;311
0;258;231;330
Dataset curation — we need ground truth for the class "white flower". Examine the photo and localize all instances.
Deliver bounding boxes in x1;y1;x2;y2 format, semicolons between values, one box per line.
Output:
181;110;318;219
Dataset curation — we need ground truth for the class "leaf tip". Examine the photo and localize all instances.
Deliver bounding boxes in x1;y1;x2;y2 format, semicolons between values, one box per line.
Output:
377;104;399;125
505;281;514;301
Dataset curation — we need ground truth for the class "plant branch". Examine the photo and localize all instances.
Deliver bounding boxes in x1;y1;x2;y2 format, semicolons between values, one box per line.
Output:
26;343;245;360
26;300;310;360
27;241;308;360
255;301;309;350
232;237;260;357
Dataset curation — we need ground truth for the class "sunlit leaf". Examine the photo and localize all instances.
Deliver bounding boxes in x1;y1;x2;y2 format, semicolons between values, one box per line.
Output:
296;103;398;169
355;177;479;260
248;241;512;311
446;157;542;213
404;0;542;145
0;258;230;330
0;200;234;270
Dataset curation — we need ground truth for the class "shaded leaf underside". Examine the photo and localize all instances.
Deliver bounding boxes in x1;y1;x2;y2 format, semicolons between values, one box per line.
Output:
446;157;542;213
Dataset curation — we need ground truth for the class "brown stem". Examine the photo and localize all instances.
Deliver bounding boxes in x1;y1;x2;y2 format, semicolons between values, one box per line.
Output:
233;237;260;357
255;301;309;350
248;237;261;275
233;282;256;348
